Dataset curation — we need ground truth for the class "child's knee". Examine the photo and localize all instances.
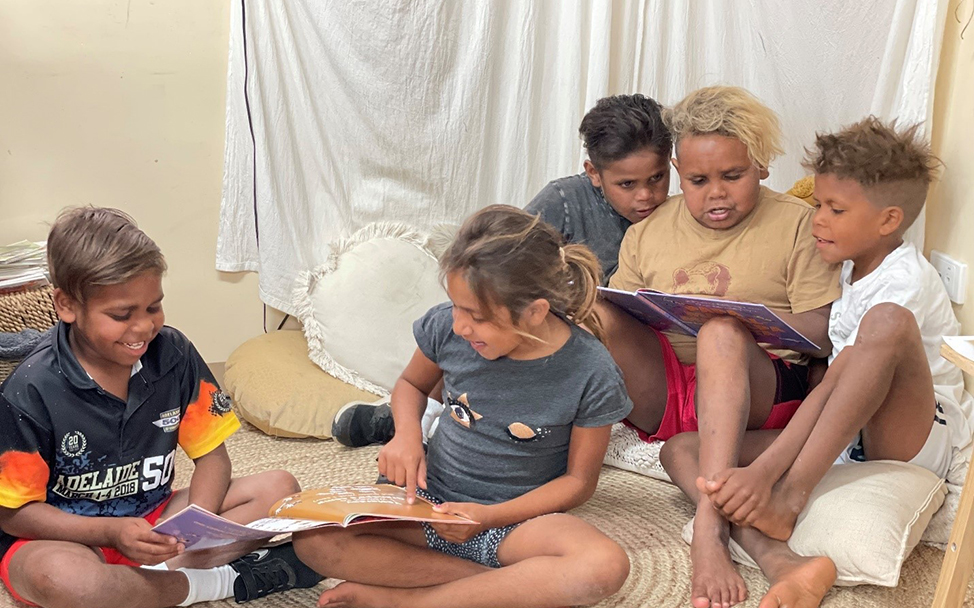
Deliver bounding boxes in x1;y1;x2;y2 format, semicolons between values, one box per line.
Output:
659;432;698;471
857;303;921;351
18;551;103;607
576;541;630;602
697;315;751;348
260;469;302;499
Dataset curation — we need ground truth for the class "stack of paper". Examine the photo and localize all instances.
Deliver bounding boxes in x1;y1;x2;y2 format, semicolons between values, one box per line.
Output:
0;241;49;292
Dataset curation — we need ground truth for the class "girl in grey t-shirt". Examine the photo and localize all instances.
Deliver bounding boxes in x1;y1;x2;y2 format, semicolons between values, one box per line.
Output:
294;205;634;608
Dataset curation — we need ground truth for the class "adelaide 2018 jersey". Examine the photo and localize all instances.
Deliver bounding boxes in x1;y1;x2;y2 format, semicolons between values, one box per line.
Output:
0;323;240;556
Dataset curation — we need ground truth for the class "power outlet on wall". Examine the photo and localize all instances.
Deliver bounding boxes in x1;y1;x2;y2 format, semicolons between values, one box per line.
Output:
930;250;968;305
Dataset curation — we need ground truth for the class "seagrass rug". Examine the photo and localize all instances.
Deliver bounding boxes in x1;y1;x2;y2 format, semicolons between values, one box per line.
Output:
2;421;971;608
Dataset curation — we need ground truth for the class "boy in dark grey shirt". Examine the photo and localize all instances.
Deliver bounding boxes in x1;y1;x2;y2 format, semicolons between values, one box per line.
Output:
525;94;672;281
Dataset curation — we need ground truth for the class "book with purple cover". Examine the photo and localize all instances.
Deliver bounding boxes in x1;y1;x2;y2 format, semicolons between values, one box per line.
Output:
152;484;475;552
598;287;819;351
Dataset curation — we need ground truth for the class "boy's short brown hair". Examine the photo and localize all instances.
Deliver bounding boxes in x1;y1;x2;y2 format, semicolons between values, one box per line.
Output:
664;86;784;170
47;207;167;303
804;116;939;229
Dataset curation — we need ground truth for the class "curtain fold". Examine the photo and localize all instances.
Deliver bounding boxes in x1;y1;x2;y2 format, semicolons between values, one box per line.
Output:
218;0;945;314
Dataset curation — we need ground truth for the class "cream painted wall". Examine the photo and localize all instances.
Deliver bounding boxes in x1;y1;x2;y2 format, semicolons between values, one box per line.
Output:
1;0;971;365
0;0;265;363
926;1;974;388
926;1;974;332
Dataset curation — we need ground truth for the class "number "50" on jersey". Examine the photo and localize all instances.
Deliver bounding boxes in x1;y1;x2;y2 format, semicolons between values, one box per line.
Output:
142;450;176;492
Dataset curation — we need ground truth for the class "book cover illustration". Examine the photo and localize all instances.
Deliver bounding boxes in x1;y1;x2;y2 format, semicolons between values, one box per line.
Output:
597;287;819;351
597;288;693;335
150;505;322;552
152;484;474;551
269;484;474;526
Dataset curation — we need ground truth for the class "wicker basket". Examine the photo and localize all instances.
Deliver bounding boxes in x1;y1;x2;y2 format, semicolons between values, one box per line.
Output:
0;284;58;382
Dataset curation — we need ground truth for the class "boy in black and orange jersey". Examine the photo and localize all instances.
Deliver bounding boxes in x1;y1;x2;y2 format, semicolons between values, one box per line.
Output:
0;208;320;607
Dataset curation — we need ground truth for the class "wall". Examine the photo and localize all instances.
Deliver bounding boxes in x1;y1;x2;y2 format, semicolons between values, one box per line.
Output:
1;0;971;363
0;0;264;363
926;1;974;332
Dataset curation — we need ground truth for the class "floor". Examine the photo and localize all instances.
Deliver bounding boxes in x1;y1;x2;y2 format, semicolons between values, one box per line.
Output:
4;421;971;607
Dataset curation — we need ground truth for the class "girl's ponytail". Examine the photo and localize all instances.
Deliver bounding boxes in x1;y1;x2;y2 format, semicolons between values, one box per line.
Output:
562;244;604;342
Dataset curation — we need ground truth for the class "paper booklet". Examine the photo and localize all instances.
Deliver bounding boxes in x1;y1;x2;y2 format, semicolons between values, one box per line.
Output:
598;287;819;351
151;484;476;552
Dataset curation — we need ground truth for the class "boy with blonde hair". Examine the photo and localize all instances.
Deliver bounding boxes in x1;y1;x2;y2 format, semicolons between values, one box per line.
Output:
0;208;321;607
600;86;841;607
697;118;969;574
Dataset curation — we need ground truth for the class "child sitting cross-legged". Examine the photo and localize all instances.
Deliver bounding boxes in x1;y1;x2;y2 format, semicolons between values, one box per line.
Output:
674;117;969;608
293;205;634;608
0;208;322;608
603;86;841;608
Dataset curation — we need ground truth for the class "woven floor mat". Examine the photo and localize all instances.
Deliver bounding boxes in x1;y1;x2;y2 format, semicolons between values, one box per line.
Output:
3;421;971;607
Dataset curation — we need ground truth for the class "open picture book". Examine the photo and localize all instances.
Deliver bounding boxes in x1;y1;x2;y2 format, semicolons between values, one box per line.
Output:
598;287;819;351
152;484;476;551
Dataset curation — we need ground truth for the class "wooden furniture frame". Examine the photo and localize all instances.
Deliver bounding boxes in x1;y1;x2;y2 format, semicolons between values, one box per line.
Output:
932;340;974;607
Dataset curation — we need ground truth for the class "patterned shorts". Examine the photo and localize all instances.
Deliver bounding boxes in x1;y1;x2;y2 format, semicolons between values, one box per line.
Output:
416;489;519;568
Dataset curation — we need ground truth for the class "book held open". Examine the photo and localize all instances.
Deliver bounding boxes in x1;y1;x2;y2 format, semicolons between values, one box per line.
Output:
598;287;819;351
152;484;475;551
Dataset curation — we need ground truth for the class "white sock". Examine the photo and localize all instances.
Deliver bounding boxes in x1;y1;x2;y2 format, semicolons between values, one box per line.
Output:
421;398;445;439
175;565;237;606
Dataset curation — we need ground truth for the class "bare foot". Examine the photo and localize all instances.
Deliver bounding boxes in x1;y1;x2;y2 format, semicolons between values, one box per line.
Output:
746;486;807;542
318;581;414;608
696;466;777;527
758;556;836;608
690;532;748;608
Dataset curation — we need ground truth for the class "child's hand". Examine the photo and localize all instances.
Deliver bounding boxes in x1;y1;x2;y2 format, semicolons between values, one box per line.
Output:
697;466;773;526
107;517;184;565
377;435;427;504
430;502;491;543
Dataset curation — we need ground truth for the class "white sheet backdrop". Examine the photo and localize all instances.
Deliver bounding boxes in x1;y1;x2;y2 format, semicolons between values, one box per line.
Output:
218;0;947;314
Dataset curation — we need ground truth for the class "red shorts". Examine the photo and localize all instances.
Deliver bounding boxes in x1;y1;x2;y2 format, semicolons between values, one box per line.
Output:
626;329;809;443
0;497;172;607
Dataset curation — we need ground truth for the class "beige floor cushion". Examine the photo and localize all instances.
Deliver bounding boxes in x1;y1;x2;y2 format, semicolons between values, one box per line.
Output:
223;330;380;438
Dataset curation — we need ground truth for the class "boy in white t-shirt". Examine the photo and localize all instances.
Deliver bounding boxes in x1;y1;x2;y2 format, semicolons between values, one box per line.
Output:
697;117;969;566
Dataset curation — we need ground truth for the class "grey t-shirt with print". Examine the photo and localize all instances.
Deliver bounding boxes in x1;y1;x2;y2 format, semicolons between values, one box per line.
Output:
415;302;633;505
524;173;632;283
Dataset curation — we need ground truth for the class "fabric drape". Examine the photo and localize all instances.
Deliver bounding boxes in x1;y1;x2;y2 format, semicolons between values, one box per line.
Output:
218;0;945;313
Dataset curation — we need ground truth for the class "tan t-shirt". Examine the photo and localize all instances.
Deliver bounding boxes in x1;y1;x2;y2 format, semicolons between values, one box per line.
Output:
609;186;841;365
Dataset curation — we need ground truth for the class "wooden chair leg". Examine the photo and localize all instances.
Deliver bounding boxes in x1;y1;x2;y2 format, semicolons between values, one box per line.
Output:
933;342;974;606
932;450;974;607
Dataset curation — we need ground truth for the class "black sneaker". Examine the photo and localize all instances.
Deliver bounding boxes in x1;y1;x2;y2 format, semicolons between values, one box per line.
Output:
331;398;395;447
229;542;324;603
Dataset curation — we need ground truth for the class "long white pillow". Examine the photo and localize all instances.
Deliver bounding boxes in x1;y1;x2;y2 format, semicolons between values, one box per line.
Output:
681;460;947;587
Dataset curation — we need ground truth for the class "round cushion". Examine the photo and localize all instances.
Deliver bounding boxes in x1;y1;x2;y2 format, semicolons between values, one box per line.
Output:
224;330;380;439
292;222;447;394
